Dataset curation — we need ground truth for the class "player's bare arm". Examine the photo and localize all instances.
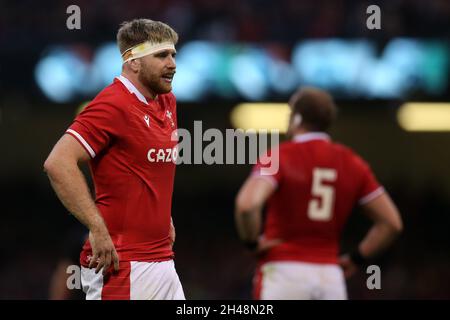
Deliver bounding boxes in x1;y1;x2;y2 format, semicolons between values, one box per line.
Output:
43;134;119;275
340;193;403;278
235;176;281;251
359;192;403;255
170;217;175;245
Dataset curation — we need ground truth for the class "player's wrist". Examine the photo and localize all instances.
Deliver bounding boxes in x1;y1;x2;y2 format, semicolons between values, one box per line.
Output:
242;240;258;251
349;249;368;266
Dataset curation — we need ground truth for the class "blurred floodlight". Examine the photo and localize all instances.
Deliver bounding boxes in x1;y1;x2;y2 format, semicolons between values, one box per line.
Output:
268;59;298;94
292;39;376;95
229;50;268;101
171;67;204;101
35;50;85;103
171;41;218;101
398;103;450;131
231;103;290;133
35;39;448;103
93;43;122;86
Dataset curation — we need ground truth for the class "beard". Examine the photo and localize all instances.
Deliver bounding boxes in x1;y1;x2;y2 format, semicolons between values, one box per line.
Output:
138;63;172;96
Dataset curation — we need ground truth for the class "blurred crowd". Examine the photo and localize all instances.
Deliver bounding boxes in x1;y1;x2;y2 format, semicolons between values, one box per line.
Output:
2;0;449;53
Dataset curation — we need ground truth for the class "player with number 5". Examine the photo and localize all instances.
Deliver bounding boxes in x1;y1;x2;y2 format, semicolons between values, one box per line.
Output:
235;87;403;299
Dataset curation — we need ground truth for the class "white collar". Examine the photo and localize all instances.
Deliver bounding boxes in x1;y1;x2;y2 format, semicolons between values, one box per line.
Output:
117;75;148;105
293;132;330;143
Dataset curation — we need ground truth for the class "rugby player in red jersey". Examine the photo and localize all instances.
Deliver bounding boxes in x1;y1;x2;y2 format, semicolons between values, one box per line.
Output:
44;19;184;300
235;87;403;299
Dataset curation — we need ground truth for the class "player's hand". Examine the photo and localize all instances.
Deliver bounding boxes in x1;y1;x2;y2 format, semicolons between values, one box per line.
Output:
339;254;358;279
256;236;283;255
88;228;120;275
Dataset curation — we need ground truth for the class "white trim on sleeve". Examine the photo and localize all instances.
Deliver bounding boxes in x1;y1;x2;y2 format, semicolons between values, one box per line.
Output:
66;129;96;158
359;186;385;205
251;171;279;188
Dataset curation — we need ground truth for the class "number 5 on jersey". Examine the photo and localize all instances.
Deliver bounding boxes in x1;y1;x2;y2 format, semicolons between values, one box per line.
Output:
307;168;337;221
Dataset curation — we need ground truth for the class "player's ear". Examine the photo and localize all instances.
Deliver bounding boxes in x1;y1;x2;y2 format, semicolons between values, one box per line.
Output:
128;59;141;73
288;112;302;128
293;114;302;127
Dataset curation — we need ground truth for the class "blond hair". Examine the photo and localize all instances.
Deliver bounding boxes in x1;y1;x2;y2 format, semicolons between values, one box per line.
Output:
117;19;178;54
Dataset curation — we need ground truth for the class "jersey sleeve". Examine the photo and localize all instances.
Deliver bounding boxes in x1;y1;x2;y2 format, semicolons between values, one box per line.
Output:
65;102;125;158
354;155;384;205
251;147;282;188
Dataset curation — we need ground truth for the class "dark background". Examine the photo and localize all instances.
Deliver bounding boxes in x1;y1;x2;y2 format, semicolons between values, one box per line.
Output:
0;0;449;299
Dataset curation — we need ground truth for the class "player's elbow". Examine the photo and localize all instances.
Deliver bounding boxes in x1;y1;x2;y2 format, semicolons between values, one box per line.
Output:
390;216;403;235
43;154;67;177
389;207;403;235
382;214;403;237
235;195;259;216
43;156;57;175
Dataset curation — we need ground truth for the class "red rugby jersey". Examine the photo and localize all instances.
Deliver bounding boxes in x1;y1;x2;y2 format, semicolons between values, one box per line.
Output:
66;76;178;266
253;132;384;264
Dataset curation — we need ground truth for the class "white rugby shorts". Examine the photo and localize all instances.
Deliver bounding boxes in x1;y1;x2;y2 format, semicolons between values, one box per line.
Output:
81;259;185;300
254;261;347;300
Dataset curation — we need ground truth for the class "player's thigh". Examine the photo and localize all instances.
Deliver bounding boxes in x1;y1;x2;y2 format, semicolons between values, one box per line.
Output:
130;260;185;300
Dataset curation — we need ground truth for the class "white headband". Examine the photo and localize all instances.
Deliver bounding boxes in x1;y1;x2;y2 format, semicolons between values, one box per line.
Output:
122;41;176;63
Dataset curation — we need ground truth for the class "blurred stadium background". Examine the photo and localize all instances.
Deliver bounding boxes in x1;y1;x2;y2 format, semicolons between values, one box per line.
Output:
1;0;449;299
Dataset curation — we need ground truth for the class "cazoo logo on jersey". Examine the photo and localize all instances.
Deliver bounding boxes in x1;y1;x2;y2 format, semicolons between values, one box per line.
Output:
147;147;178;163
